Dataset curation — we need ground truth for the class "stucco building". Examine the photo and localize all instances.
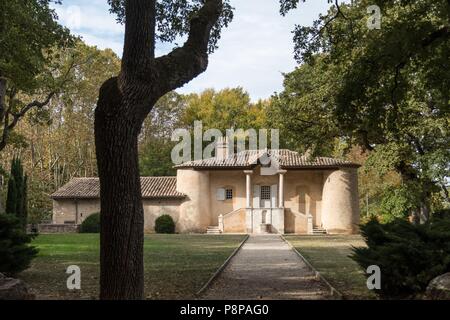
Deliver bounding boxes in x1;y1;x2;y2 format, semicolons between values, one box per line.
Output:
51;142;361;234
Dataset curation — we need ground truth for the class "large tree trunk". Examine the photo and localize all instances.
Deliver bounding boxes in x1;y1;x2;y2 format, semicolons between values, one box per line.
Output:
95;0;223;300
95;77;153;299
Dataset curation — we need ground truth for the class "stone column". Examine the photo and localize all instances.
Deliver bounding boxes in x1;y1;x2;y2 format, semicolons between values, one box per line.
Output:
244;170;253;208
278;170;286;208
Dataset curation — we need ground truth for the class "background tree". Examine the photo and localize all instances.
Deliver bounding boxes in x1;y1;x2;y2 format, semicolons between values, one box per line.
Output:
96;0;233;299
138;88;268;176
5;158;28;229
183;87;267;132
0;0;73;152
272;0;450;222
139;91;186;176
0;41;121;224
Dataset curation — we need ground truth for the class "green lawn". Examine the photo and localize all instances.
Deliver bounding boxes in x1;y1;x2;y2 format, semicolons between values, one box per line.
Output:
285;235;377;299
19;233;246;300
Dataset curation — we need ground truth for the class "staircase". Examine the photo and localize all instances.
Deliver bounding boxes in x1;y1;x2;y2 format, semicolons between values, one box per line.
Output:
206;226;221;234
312;227;327;235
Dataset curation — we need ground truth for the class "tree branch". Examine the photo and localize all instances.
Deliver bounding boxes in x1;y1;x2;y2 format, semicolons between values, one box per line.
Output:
121;0;156;80
0;50;80;151
152;0;223;96
0;91;55;152
0;76;6;120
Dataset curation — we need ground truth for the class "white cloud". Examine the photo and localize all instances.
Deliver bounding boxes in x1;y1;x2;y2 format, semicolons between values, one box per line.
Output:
54;0;331;101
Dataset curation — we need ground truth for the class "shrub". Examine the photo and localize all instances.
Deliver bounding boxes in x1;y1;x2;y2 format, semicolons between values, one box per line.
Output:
80;212;100;233
154;214;175;234
351;214;450;298
0;213;38;276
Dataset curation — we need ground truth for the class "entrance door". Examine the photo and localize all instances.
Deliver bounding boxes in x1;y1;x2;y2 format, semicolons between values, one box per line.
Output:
260;185;272;208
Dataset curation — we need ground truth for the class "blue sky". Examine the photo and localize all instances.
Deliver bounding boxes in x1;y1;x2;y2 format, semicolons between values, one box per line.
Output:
53;0;331;101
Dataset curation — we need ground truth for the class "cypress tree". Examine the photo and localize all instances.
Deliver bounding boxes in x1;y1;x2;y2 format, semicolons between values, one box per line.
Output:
5;157;28;229
5;174;17;214
21;175;28;229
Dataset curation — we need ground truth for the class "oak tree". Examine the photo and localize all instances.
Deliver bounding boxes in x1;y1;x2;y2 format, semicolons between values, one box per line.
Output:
96;0;232;299
271;0;450;222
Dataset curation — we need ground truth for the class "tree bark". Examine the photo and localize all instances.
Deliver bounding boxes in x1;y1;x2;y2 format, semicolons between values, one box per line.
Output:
96;77;154;299
95;0;223;300
0;77;6;119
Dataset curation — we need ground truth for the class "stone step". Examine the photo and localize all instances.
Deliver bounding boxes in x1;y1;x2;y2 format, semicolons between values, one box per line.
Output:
207;226;221;234
312;228;327;235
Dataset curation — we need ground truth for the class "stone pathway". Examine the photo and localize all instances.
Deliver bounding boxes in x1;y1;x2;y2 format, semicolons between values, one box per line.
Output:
202;235;331;300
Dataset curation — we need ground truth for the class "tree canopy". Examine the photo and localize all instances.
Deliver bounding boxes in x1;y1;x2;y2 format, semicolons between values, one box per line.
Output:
0;0;72;90
107;0;234;53
0;0;75;152
270;0;450;221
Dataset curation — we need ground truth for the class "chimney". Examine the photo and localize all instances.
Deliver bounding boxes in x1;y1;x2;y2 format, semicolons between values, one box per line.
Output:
216;136;229;159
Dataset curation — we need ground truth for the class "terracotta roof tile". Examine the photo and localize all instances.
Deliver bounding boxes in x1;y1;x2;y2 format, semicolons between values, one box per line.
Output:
51;177;185;199
175;149;360;169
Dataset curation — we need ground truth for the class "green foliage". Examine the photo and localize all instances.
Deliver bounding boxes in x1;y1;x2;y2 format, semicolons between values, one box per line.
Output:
184;88;267;132
379;184;420;222
267;57;339;155
0;213;38;276
138;88;268;175
140;141;177;176
270;0;450;219
154;214;175;234
351;214;450;298
0;0;73;91
139;91;186;176
80;213;101;233
0;40;121;224
5;158;28;229
107;0;234;53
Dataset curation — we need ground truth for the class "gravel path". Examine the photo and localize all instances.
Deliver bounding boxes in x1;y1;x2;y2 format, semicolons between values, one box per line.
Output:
201;235;331;300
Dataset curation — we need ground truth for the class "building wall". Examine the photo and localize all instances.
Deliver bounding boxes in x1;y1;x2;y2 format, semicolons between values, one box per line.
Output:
283;170;324;229
52;198;182;233
52;199;100;224
284;208;308;234
321;168;360;234
176;169;211;232
143;199;181;233
52;199;78;224
209;170;247;224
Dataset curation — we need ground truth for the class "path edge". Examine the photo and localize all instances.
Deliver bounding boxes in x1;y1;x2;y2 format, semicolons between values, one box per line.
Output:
196;234;250;297
280;235;344;300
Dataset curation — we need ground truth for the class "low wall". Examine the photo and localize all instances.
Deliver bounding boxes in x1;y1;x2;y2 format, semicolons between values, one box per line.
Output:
284;209;308;234
222;208;246;233
33;224;80;233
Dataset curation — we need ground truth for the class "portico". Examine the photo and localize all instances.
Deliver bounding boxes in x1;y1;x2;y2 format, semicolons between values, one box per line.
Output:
242;169;286;234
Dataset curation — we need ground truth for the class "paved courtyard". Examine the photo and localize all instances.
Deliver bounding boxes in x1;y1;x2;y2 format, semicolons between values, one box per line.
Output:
202;235;331;300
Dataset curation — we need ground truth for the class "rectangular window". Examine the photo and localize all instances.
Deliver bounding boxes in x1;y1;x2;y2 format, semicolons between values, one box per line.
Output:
225;188;233;200
260;186;271;200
